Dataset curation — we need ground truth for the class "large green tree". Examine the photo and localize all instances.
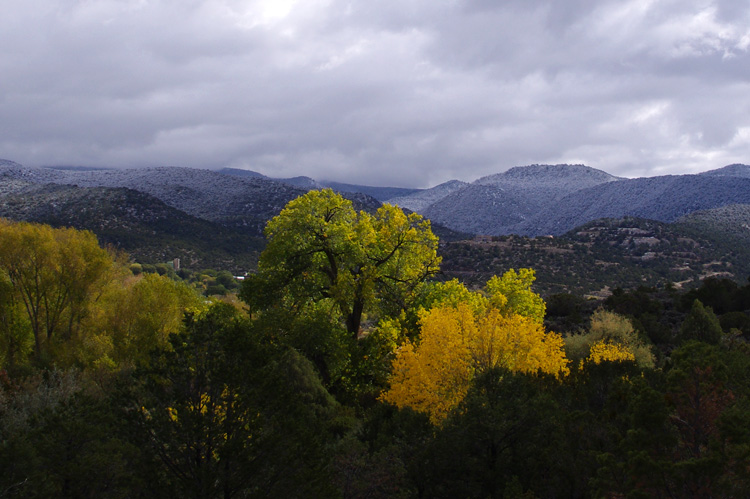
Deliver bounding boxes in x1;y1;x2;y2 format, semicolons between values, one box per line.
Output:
241;189;440;338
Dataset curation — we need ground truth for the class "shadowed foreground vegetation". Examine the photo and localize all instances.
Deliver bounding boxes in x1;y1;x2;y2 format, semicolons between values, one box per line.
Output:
2;192;750;497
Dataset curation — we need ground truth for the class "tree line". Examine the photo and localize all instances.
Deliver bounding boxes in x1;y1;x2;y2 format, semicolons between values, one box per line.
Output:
1;189;749;497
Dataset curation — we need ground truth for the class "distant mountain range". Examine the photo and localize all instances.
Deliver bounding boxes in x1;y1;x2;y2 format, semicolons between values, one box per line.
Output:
518;172;750;236
0;160;385;236
1;159;749;276
0;159;455;268
216;167;420;202
384;163;750;236
220;161;750;238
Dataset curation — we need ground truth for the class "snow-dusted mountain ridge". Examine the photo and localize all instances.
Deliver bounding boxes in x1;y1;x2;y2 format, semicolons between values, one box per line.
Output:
386;180;468;212
699;164;750;178
2;160;749;237
476;163;619;186
0;163;325;236
410;164;622;235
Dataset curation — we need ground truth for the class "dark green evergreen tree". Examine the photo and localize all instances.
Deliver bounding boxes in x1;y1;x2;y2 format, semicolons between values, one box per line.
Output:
680;299;723;344
119;303;344;498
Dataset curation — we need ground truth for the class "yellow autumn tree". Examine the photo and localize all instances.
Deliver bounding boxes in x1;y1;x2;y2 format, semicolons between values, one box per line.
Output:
475;309;569;377
381;304;477;423
586;341;636;365
381;303;569;424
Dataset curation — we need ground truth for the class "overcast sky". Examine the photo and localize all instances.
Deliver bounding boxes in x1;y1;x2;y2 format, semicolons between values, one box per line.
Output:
1;0;749;187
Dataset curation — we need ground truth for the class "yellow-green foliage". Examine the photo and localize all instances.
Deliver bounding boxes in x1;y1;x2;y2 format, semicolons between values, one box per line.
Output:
0;273;32;370
565;309;655;369
249;189;440;337
83;273;204;369
0;220;114;365
381;303;569;424
486;269;546;323
418;279;489;317
0;219;203;372
402;270;545;340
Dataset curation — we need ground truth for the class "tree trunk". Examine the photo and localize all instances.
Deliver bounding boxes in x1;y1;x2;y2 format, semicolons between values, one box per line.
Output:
346;300;365;338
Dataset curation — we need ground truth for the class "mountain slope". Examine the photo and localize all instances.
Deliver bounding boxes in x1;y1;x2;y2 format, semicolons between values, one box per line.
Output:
699;163;750;178
217;167;421;202
322;181;420;202
0;184;264;270
215;167;267;179
423;184;532;234
673;204;750;277
421;164;620;235
519;175;750;236
386;180;468;212
676;203;750;232
476;163;619;191
0;164;318;236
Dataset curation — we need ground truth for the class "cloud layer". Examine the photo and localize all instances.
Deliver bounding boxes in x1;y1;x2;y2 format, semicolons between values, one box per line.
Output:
1;0;749;186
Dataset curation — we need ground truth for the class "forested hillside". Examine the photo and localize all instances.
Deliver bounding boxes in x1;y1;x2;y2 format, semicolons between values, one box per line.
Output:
0;184;263;271
441;215;750;296
2;191;750;497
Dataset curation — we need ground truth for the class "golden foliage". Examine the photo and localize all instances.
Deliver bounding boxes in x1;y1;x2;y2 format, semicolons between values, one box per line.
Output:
475;310;570;378
381;304;476;423
586;341;636;365
381;303;569;424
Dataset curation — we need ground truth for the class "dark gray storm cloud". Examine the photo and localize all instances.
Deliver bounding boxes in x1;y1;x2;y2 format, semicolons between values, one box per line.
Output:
1;0;748;187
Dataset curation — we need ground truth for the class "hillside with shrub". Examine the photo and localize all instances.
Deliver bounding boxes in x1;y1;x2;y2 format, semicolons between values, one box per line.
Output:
440;215;750;297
